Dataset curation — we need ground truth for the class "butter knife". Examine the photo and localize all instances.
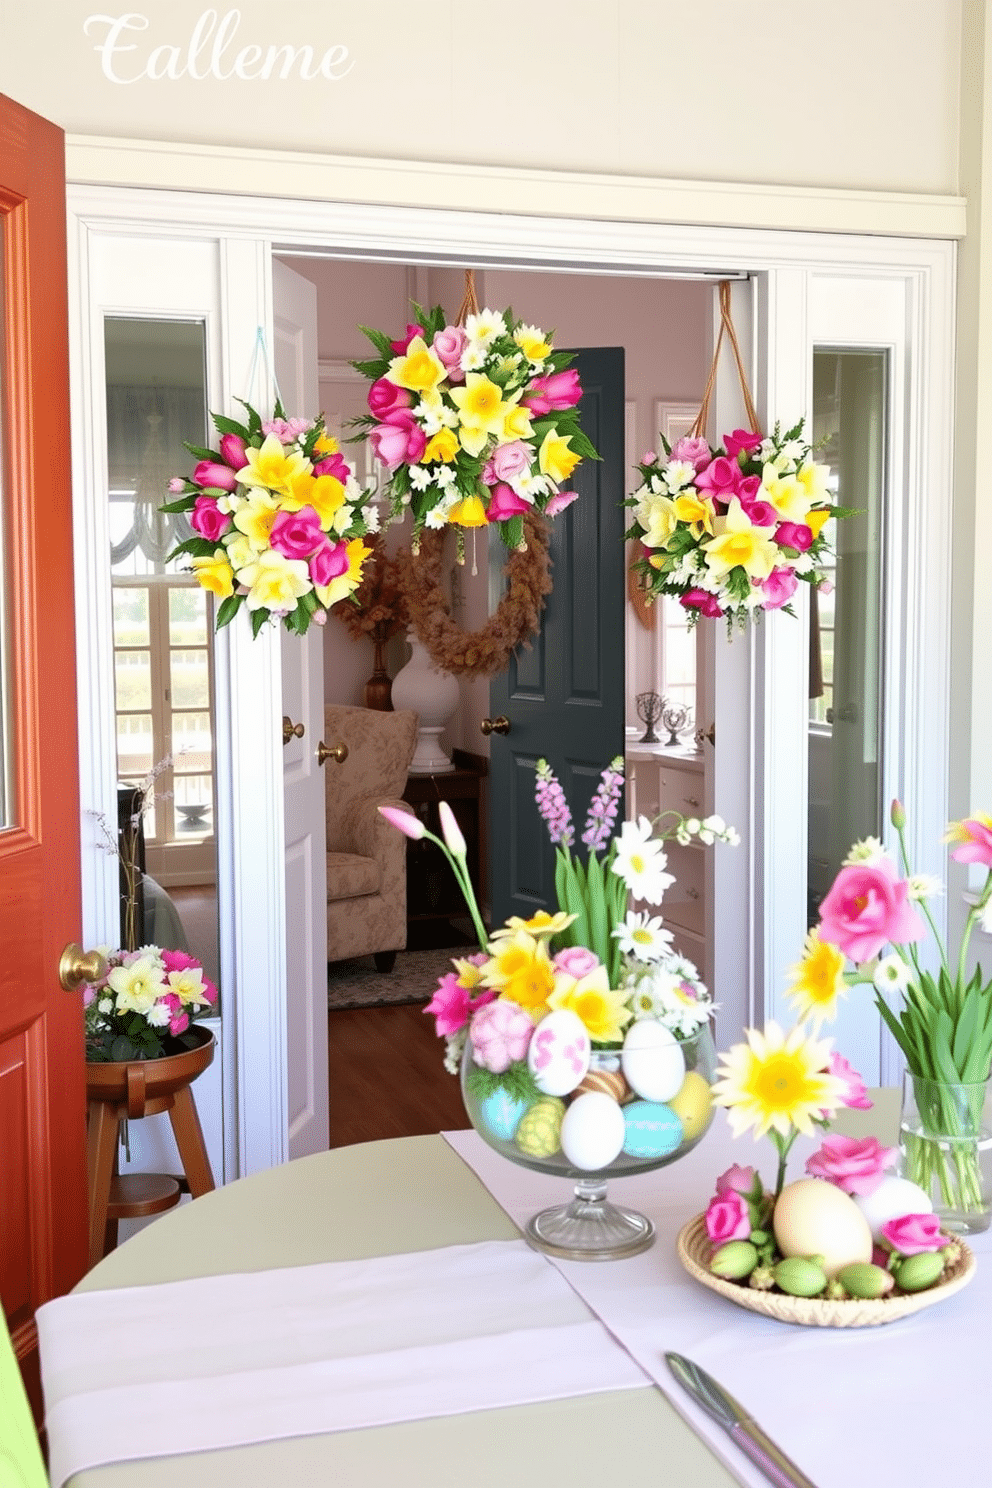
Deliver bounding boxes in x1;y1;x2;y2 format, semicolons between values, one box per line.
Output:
665;1352;819;1488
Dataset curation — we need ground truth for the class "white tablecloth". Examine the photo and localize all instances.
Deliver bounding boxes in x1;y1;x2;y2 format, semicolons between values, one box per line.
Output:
444;1114;990;1488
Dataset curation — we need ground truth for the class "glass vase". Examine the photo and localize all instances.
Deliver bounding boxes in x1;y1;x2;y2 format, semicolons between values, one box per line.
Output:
898;1070;992;1235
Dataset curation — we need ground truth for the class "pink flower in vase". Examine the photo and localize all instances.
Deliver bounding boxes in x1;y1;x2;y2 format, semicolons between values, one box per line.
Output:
704;1190;751;1244
818;857;925;963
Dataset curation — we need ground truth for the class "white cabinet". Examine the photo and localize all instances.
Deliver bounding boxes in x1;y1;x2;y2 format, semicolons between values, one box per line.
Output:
625;742;707;981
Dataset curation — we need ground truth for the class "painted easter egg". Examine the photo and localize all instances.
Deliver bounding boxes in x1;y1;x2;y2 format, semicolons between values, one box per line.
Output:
621;1020;686;1103
852;1175;933;1241
515;1096;566;1159
773;1179;873;1279
526;1009;591;1097
560;1091;626;1171
667;1070;713;1142
622;1101;684;1159
478;1088;529;1143
575;1066;628;1103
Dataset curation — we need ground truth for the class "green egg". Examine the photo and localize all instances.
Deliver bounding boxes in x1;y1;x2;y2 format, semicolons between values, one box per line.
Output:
515;1096;566;1158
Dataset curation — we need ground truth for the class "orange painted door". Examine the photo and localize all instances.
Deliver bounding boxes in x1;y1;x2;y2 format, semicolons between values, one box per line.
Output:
0;93;89;1413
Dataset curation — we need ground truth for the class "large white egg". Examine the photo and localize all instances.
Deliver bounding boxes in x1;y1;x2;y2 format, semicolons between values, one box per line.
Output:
621;1020;686;1102
560;1091;626;1171
852;1175;933;1242
773;1178;873;1279
526;1009;591;1096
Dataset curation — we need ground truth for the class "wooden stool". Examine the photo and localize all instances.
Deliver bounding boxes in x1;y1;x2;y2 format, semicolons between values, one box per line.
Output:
85;1028;216;1268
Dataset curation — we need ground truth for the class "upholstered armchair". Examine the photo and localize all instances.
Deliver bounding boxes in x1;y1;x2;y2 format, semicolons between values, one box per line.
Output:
323;704;418;971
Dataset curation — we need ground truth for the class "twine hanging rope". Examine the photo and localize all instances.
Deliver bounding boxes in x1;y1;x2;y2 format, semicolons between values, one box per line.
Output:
454;268;480;326
689;281;761;440
243;326;285;418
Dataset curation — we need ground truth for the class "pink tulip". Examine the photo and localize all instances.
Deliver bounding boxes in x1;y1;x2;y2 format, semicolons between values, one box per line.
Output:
805;1135;897;1195
881;1212;945;1254
818;857;925;964
313;451;351;483
190;496;232;543
669;436;712;471
424;973;473;1038
545;490;579;517
759;567;798;611
192;459;238;492
389;323;423;355
270;506;324;562
715;1164;758;1198
167;476;185;494
379;805;426;840
486;484;530;522
218;433;249;470
694;455;745;503
368;410;426;470
432;325;468;382
309;538;350;588
723;428;763;459
522;368;582;414
552;946;601;978
775;521;813;551
680;589;724;619
948;817;992;869
368;377;414;418
704;1191;751;1244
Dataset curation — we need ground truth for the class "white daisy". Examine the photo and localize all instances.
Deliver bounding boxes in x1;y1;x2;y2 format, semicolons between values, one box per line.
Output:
361;503;382;533
907;874;943;901
873;954;911;993
612;910;674;962
842;836;888;866
662;460;696;493
462;309;506;355
509;471;546;500
424;492;459;529
978;897;992;933
610;817;675;905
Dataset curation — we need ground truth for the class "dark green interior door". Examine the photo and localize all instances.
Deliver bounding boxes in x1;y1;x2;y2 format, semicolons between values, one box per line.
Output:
488;346;626;927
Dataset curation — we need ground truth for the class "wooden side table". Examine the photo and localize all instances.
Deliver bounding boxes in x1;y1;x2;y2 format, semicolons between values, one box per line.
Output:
85;1029;216;1268
401;750;487;933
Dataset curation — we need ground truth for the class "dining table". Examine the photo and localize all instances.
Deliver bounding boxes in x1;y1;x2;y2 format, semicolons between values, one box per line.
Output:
37;1092;988;1488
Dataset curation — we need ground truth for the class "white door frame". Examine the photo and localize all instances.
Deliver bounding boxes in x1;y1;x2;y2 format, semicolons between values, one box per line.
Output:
67;184;955;1173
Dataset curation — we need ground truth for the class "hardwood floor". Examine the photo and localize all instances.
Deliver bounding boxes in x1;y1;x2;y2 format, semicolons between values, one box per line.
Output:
328;1003;469;1147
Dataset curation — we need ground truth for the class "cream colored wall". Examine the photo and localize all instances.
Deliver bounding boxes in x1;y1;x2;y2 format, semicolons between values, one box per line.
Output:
1;1;962;195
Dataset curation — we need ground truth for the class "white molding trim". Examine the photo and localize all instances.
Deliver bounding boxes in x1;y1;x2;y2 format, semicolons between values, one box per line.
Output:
64;135;967;241
655;402;699;446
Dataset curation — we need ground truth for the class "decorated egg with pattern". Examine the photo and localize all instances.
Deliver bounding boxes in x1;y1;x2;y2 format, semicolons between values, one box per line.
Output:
575;1066;628;1103
560;1091;626;1171
621;1020;686;1103
526;1009;591;1096
477;1088;529;1143
621;1101;683;1159
515;1096;566;1159
667;1070;713;1142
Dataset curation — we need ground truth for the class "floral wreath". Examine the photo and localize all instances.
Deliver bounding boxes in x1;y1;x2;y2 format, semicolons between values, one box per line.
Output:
396;512;552;678
351;273;597;547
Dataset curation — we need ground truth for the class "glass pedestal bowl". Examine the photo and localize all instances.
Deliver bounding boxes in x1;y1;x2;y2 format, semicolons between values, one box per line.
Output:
460;1023;717;1261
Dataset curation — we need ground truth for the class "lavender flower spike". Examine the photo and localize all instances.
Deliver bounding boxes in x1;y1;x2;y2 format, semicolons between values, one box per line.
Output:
534;758;574;848
582;755;626;853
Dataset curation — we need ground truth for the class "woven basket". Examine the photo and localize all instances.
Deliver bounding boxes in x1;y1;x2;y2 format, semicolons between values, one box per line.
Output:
677;1213;976;1328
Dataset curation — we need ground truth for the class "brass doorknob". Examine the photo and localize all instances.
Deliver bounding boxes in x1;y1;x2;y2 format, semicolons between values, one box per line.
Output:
317;740;349;766
480;715;510;737
59;943;108;992
282;716;305;746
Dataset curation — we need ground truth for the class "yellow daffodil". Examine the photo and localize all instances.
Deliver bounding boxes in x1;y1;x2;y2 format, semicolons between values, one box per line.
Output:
538;429;580;485
488;910;578;941
190;550;234;599
638;493;679;549
281;469;318;508
711;1022;846;1139
673;491;715;537
285;473;347;529
480;932;555;1019
108;955;167;1015
238;549;312;612
513;324;552;362
785;929;848;1024
224;532;255;572
315;537;370;607
446;495;488;527
166;966;210;1007
703;497;780;581
450;956;487;991
313;432;339;456
761;471;812;523
497;402;535;444
451;373;512;437
232;490;281;550
236;433;312;495
796;458;831;506
387;336;446;394
423;427;460;463
806;508;832;540
548;965;632;1044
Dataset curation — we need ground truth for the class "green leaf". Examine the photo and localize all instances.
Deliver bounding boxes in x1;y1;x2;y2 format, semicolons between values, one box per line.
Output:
560;425;600;461
158;498;194;515
214;594;242;631
249;608;269;640
351;357;387;380
585;852;608;967
875;994;920;1072
210;412;250;438
358;324;395;360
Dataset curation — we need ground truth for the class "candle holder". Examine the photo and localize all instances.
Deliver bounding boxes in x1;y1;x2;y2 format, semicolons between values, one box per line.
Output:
635;692;663;744
661;699;692;747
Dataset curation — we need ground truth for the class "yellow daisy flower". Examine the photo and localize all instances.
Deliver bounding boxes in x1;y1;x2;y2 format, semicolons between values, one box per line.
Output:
785;929;848;1024
548;965;632;1044
711;1022;846;1140
513;324;552;362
